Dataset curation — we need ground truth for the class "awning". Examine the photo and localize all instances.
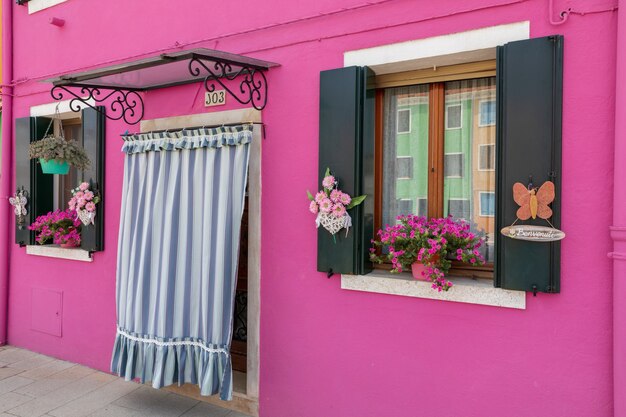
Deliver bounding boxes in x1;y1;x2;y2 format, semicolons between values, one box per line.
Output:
45;48;279;124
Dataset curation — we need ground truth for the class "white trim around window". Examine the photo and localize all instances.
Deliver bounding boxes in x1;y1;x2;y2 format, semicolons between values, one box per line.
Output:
478;99;496;127
28;0;69;14
396;108;412;134
478;191;496;217
445;103;463;130
478;143;496;171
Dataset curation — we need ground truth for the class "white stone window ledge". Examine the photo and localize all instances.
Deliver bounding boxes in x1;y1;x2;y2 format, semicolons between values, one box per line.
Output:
26;245;93;262
341;271;525;309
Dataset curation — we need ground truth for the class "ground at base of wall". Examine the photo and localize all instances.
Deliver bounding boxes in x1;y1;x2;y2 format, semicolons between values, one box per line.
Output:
0;345;250;417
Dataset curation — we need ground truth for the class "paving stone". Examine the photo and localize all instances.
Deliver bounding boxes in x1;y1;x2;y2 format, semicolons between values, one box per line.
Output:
113;386;198;417
0;366;22;381
19;359;75;380
180;402;231;417
226;412;253;417
0;376;35;395
15;364;95;397
7;371;116;417
0;348;37;364
8;353;55;371
86;405;144;417
0;391;34;412
48;379;141;417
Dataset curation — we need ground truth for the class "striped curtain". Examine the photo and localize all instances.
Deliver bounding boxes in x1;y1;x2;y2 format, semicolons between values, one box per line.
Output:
111;125;252;400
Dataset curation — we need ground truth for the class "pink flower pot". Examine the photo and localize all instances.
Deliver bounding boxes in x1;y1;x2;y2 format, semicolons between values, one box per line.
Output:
411;262;429;280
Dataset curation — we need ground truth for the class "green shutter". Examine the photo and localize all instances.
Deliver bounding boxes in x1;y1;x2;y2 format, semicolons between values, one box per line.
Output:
80;107;106;252
14;117;54;246
495;36;563;293
318;66;375;276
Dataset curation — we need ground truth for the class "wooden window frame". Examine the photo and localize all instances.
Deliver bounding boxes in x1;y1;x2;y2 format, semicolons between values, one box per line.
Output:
373;61;496;279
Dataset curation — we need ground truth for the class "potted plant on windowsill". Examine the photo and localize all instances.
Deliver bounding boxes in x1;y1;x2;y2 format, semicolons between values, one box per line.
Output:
29;135;91;175
28;209;82;248
369;215;485;291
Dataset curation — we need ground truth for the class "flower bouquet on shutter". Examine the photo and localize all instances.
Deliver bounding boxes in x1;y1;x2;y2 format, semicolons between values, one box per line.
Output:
307;168;366;238
370;215;485;291
69;182;100;226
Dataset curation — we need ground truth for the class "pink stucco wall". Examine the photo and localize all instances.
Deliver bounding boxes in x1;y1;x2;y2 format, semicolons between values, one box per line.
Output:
4;0;618;416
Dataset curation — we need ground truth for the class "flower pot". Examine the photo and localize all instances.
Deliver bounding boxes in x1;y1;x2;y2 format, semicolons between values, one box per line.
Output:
39;159;70;175
60;242;79;249
411;261;429;280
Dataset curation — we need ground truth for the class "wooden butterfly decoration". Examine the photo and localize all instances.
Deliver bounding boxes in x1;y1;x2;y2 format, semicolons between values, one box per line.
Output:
512;180;555;221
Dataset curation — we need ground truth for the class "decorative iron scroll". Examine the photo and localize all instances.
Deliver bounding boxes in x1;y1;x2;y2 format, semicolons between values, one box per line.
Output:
188;57;268;111
233;290;247;342
51;86;144;125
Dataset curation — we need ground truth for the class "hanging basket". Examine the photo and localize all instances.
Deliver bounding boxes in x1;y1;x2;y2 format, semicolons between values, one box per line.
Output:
316;212;352;236
39;158;70;175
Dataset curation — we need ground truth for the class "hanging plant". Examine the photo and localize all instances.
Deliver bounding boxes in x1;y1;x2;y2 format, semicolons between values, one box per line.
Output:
28;106;91;174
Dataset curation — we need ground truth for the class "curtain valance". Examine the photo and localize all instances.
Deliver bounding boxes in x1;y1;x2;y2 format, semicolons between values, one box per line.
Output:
121;125;253;154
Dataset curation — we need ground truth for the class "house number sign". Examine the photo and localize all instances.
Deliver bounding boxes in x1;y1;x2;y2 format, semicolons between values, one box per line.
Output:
205;90;226;107
501;180;565;242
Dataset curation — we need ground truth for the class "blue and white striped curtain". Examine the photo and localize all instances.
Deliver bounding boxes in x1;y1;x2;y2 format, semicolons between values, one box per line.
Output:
111;125;252;400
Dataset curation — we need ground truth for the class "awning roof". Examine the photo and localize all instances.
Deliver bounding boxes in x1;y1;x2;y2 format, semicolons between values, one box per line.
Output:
46;48;279;124
46;48;279;91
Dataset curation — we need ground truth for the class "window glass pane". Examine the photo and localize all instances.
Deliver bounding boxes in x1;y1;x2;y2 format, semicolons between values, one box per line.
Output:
382;85;429;226
479;100;496;126
446;104;462;129
444;77;496;262
54;121;83;211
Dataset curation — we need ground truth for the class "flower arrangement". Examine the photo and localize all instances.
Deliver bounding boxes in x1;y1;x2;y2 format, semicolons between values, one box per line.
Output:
369;215;485;291
69;182;100;225
29;135;91;171
29;209;82;247
307;168;366;236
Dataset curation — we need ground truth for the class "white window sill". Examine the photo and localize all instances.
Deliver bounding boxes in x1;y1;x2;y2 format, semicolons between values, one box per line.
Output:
27;0;69;14
341;270;525;309
26;245;92;262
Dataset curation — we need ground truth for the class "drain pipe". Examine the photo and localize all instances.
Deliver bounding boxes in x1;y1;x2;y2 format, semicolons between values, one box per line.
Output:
612;1;626;416
0;0;13;345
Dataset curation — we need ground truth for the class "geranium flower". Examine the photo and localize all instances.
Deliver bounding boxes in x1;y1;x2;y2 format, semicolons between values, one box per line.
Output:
339;193;351;205
83;191;94;201
330;189;342;203
85;202;96;212
79;182;90;191
319;198;333;213
315;191;326;203
322;175;335;190
331;203;346;218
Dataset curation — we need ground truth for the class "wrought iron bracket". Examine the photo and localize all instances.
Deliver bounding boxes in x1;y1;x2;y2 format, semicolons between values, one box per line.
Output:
188;57;268;111
51;85;144;125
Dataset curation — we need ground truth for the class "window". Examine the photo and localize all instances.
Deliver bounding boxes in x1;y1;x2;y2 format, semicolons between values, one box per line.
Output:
479;192;495;217
396;108;411;133
444;153;464;178
54;118;83;210
395;156;413;179
445;103;462;129
479;100;496;126
478;144;495;171
376;71;496;276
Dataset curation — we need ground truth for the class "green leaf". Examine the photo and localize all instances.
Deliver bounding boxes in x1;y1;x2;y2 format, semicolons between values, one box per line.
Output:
306;190;315;201
324;167;331;178
346;195;367;209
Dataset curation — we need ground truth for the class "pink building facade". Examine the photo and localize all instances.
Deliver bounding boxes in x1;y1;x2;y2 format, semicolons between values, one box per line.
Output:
1;0;624;416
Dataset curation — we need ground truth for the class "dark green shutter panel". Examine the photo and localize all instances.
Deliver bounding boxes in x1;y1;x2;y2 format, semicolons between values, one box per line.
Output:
14;117;54;246
80;107;105;252
317;66;375;276
495;35;563;293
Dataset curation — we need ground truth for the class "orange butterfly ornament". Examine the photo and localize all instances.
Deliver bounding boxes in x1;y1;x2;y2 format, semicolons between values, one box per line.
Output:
512;181;555;221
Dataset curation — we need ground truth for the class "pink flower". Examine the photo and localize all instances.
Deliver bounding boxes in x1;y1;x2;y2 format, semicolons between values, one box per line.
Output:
315;191;326;203
322;175;335;190
74;191;84;199
85;202;96;212
319;198;333;213
83;191;94;201
339;193;351;205
331;203;346;218
76;198;86;209
79;182;90;191
330;189;342;203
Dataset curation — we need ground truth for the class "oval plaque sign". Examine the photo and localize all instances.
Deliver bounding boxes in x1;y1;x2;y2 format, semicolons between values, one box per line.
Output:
500;225;565;242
